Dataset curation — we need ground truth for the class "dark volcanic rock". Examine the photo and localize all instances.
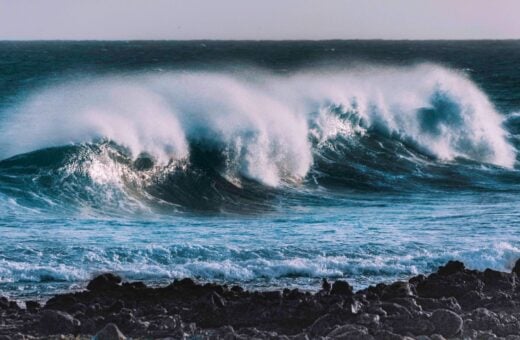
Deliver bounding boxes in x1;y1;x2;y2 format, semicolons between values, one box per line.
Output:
466;308;501;332
330;280;353;295
1;259;520;339
430;308;463;337
381;281;414;300
87;273;122;291
39;309;79;335
416;296;461;312
513;259;520;276
416;271;484;299
437;260;465;276
321;278;331;293
25;300;41;312
94;323;127;340
389;314;434;336
0;296;9;309
483;268;516;292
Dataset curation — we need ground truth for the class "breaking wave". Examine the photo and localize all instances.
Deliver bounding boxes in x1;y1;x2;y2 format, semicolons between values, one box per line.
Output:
0;64;518;212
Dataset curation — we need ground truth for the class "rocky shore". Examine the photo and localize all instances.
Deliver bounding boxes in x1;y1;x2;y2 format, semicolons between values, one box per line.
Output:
1;260;520;339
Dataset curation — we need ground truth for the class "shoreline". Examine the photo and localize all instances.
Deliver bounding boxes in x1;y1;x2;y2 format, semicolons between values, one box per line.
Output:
0;260;519;339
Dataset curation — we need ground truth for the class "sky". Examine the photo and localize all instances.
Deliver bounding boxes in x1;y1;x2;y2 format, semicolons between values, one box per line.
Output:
1;0;519;40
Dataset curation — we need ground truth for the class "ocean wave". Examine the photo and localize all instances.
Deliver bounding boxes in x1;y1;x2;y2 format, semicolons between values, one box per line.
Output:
0;64;518;212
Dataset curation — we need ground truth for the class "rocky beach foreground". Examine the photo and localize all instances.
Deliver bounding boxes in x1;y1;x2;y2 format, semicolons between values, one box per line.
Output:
1;260;520;339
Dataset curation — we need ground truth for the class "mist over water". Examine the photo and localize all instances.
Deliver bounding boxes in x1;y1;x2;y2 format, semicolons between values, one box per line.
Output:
0;41;520;299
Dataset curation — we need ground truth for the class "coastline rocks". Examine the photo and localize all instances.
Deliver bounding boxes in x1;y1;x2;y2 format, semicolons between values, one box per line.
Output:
87;273;122;291
1;259;520;339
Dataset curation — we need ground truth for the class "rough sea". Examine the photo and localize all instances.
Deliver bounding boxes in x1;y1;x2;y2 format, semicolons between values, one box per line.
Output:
0;41;519;299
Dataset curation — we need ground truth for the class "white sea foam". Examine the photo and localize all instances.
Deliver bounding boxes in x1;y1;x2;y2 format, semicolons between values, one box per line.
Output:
2;242;519;294
0;64;515;186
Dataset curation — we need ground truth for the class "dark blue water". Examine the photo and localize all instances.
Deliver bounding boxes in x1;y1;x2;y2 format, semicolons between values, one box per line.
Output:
0;41;519;299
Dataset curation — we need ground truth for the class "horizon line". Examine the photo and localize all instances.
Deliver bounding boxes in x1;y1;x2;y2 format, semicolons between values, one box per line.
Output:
1;38;520;42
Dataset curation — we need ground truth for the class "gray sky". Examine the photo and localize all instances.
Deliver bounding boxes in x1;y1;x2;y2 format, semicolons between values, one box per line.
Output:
1;0;519;40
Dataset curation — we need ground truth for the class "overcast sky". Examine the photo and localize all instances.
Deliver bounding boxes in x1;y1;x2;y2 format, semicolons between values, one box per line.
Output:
1;0;519;40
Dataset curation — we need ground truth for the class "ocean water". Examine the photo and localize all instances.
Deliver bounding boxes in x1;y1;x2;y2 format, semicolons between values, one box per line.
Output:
0;41;519;299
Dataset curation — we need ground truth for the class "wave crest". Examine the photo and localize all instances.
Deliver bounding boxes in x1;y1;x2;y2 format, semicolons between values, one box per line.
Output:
0;63;517;211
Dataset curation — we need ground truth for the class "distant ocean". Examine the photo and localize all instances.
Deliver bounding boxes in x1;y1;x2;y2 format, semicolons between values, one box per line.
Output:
0;41;519;299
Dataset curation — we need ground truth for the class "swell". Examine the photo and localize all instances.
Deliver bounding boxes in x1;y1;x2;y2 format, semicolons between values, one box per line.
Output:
0;64;518;213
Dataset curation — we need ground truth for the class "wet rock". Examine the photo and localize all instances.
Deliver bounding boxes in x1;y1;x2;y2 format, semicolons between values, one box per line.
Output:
458;289;487;309
388;314;434;336
513;259;520;276
389;297;422;313
356;313;380;328
259;290;282;301
308;313;340;336
25;300;41;312
467;308;520;336
39;309;79;335
330;280;353;296
409;274;426;285
107;300;124;313
94;323;127;340
122;281;146;290
381;281;414;300
69;302;88;314
199;291;226;309
363;305;387;318
322;278;331;293
211;291;226;308
483;268;516;292
327;324;368;338
437;261;465;276
466;308;502;333
87;273;122;291
230;285;244;293
80;317;97;334
430;309;463;338
0;296;9;310
380;302;411;317
416;271;484;299
45;294;77;310
416;296;461;313
349;299;364;314
173;277;197;290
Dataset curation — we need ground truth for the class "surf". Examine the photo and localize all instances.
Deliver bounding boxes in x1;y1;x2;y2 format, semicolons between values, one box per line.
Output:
0;63;517;212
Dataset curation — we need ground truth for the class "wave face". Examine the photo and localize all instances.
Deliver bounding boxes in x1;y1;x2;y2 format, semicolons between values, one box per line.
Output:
0;64;518;213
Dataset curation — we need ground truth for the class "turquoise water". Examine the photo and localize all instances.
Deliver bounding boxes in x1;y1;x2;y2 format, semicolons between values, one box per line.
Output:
0;41;519;299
